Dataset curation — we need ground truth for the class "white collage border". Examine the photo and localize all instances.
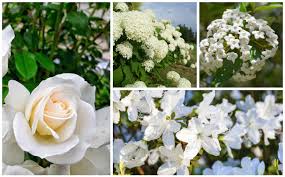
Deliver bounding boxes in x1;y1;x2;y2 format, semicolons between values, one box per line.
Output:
0;0;284;176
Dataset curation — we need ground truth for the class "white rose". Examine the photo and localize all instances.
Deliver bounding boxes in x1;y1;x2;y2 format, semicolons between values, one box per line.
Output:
4;73;97;164
2;25;15;77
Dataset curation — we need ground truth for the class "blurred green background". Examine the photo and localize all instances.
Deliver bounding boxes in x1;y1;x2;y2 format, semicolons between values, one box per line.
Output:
200;2;283;87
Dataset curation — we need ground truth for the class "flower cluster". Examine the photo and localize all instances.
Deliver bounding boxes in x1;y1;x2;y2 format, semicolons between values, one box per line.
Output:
166;71;192;87
113;2;194;87
200;9;278;82
113;90;283;175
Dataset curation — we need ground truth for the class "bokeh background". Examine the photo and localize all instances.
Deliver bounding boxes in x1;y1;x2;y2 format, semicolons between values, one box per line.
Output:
200;2;283;87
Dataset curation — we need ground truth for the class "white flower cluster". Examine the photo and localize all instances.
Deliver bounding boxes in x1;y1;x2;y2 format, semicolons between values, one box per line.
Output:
115;41;133;59
200;9;279;82
166;71;192;88
113;2;193;84
125;81;147;88
113;90;283;175
114;2;129;12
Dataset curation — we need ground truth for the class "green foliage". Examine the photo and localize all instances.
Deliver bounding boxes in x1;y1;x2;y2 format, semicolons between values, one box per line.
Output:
14;51;38;80
3;2;110;109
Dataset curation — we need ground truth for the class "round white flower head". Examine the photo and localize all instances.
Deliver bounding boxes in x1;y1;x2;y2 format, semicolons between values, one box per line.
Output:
113;12;123;42
125;81;147;88
115;2;129;12
166;71;180;83
142;59;155;72
116;41;133;59
200;9;278;82
177;78;191;88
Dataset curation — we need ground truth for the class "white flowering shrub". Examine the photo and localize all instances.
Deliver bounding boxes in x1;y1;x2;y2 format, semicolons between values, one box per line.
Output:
200;3;282;86
113;90;283;175
113;2;196;87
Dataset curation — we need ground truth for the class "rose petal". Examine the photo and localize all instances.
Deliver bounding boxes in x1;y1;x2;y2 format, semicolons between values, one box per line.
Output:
2;141;24;165
55;73;96;107
91;107;110;148
71;146;110;175
5;80;30;112
2;164;34;175
46;100;96;164
13;112;79;159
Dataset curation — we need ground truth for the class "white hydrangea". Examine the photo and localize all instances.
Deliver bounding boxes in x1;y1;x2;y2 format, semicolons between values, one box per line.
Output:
142;59;155;72
116;41;133;59
177;78;191;88
113;12;123;42
200;9;279;82
121;11;155;43
125;81;147;88
114;2;129;12
166;71;180;83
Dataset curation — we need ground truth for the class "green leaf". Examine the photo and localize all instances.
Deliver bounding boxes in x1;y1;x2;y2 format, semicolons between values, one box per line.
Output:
130;61;140;77
255;4;282;12
14;51;38;80
122;65;135;86
23;29;39;51
113;66;124;86
240;2;248;12
213;58;242;85
66;11;90;35
250;47;262;60
35;53;55;72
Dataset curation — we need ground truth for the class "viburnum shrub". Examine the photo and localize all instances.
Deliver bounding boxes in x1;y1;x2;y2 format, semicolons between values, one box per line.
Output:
113;2;195;87
200;3;281;87
113;90;283;175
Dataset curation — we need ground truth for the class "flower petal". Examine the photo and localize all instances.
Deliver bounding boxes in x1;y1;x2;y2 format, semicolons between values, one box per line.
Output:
162;130;175;149
2;164;34;175
184;139;201;160
201;137;221;156
71;146;110;175
91;107;110;148
157;162;177;175
5;80;30;112
2;141;24;165
46;100;96;164
13;112;79;159
176;128;197;143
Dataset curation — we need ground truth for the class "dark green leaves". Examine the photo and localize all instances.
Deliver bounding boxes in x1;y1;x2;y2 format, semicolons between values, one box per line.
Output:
23;29;39;51
213;59;242;86
35;53;55;72
250;47;262;60
66;11;90;35
14;51;38;80
114;66;124;86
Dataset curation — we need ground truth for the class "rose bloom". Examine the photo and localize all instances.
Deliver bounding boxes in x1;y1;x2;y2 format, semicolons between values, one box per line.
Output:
4;73;99;164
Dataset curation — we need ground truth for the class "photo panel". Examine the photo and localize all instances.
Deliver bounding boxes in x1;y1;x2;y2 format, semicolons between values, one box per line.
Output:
113;90;283;175
113;2;197;88
2;2;111;175
199;2;283;87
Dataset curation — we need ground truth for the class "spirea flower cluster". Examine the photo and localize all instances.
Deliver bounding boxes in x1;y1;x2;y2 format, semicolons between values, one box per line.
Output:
166;71;192;87
113;90;283;175
113;2;194;86
200;9;278;82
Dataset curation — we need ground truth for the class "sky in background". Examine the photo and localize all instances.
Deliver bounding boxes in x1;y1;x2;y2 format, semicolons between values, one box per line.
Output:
141;2;197;32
